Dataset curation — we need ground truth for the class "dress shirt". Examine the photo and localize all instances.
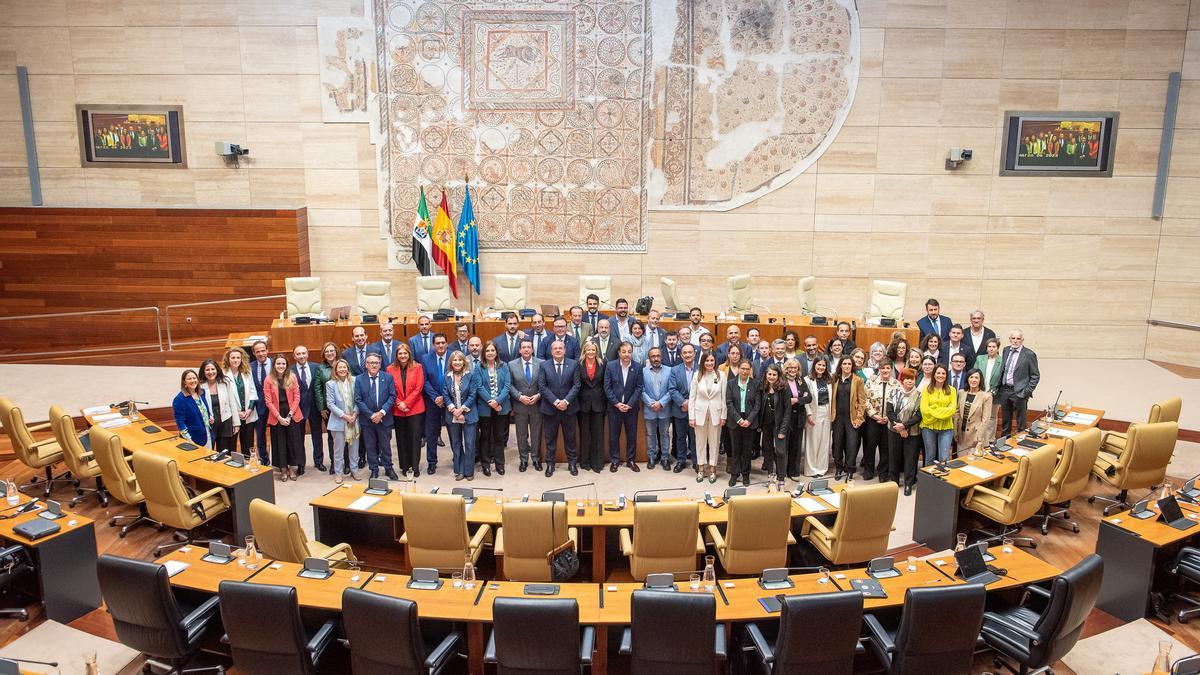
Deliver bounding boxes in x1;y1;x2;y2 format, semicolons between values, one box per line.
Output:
1004;348;1020;386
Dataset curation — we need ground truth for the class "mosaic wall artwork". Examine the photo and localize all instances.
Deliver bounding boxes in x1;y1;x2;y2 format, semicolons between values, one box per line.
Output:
376;0;651;266
648;0;859;211
319;17;377;123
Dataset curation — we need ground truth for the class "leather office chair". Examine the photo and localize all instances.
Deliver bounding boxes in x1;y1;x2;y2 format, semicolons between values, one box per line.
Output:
132;451;230;556
867;280;907;322
660;277;684;313
283;276;322;318
1174;655;1200;675
495;501;579;582
90;426;161;536
97;554;225;674
578;275;612;309
864;583;986;675
1089;421;1178;515
706;494;795;575
745;591;864;674
416;275;456;313
485;597;594;674
341;587;462;675
248;498;356;567
491;274;528;311
0;545;34;621
804;482;899;565
797;276;817;314
1101;396;1182;454
218;581;336;675
963;445;1057;548
0;396;71;497
982;553;1102;675
619;591;726;674
355;280;392;316
398;493;491;571
1038;427;1101;534
1170;546;1200;623
48;404;107;507
618;501;704;581
727;274;767;314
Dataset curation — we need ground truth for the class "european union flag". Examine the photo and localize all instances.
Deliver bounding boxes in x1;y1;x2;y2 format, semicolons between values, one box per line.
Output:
456;185;480;295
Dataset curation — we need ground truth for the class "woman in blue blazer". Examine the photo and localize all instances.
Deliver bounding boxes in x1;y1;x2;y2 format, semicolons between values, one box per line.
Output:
441;351;482;481
172;369;210;448
475;342;512;477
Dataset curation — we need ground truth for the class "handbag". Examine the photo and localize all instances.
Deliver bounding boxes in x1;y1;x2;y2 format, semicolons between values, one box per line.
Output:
546;504;579;581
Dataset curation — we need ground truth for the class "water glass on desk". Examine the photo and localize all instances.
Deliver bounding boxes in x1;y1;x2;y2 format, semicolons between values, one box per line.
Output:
244;535;259;570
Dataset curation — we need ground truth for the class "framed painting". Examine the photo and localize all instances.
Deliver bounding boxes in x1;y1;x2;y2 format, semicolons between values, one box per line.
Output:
76;104;187;168
1000;111;1118;177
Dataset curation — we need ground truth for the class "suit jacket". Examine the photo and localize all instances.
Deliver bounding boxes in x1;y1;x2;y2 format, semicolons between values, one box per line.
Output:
954;390;994;448
568;321;594;345
342;345;371;376
263;376;304;425
408;332;436;362
830;374;867;427
668;362;697;418
998;346;1040;399
172;391;210;447
916;315;953;341
661;345;683;368
947;368;969;392
441;369;481;424
974;354;1004;394
508;357;543;412
689;370;727;425
225;372;258;423
537;359;581;415
537;334;580;361
576;359;607;413
966;327;998;359
610;315;635;339
582;310;609;333
475;364;512;417
421;351;452;402
387;363;426;417
759;387;791;438
324;377;357;432
592;334;621;362
527;331;551;358
354;371;396;424
447;339;469;357
603;360;643;411
641;326;666;353
715;340;744;366
291;362;318;414
492;332;524;364
250;358;272;415
369;339;400;367
783;378;812;432
945;341;974;369
725;376;761;429
641;363;673;419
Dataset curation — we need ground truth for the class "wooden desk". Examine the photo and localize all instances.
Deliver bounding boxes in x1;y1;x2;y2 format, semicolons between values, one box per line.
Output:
912;407;1104;550
1096;498;1200;621
155;546;267;594
0;497;101;623
85;411;276;540
247;560;373;611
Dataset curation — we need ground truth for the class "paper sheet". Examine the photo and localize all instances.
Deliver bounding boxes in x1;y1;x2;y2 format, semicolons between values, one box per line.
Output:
91;412;121;422
99;418;131;429
164;560;190;577
959;465;994;479
1062;412;1098;425
794;497;826;512
1008;447;1030;457
348;496;381;511
82;405;112;416
819;492;841;509
1047;427;1079;438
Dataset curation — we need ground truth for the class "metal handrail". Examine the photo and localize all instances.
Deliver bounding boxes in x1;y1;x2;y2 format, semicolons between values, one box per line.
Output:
0;306;163;358
164;294;285;349
1148;319;1200;332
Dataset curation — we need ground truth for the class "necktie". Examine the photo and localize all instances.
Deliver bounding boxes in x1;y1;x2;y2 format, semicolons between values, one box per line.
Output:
371;376;378;408
509;337;515;357
300;366;307;387
357;348;364;369
557;362;562;377
1005;350;1018;385
525;362;531;384
438;357;445;386
424;335;430;352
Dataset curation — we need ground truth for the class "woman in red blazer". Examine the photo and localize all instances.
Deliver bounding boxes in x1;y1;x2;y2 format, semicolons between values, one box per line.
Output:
389;343;426;477
263;354;304;481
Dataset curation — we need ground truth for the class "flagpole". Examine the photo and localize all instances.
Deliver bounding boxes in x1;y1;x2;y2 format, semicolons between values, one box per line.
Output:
465;172;475;318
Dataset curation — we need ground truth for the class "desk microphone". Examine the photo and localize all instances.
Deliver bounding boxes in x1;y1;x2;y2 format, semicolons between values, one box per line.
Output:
542;482;595;503
632;487;686;503
0;657;59;672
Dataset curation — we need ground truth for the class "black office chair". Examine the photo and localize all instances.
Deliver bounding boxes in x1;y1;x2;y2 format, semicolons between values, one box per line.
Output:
96;554;225;674
744;591;864;674
1170;547;1200;623
341;587;462;674
864;583;986;675
1174;654;1200;675
0;545;34;622
217;581;336;675
485;597;594;673
981;553;1102;674
619;590;726;675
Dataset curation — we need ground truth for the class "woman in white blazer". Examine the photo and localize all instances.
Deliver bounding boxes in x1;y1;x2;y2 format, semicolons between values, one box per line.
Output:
223;348;259;458
689;352;727;484
199;358;241;453
325;358;360;483
804;358;833;477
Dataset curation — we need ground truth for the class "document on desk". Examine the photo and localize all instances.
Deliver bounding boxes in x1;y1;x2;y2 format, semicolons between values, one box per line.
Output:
348;496;381;511
819;492;841;509
794;497;827;512
99;418;132;429
1008;447;1030;457
1046;427;1079;438
959;465;994;479
91;412;122;421
1062;412;1098;425
83;405;113;416
164;560;190;577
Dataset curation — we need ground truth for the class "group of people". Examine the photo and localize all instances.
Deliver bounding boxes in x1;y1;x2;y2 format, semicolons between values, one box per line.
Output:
170;295;1041;493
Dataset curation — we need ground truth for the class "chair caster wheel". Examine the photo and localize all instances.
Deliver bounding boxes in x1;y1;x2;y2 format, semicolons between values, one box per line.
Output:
158;524;168;531
1041;525;1049;535
109;517;118;526
76;489;84;496
118;530;127;539
1088;496;1096;504
1072;524;1080;533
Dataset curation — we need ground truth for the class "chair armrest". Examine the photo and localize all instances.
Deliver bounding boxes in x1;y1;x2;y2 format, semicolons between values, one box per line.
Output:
29;437;59;449
79;452;95;463
320;542;356;562
468;524;491;551
696;531;706;555
967;484;1011;502
568;527;579;549
580;626;595;665
426;631;462;674
745;623;774;664
494;528;505;557
306;619;338;665
705;524;726;552
188;486;230;509
786;531;797;545
179;595;221;642
863;614;896;654
25;422;51;432
1024;584;1052;600
398;532;408;544
714;624;727;660
619;528;633;557
982;611;1041;644
483;629;498;664
804;515;835;541
619;627;632;655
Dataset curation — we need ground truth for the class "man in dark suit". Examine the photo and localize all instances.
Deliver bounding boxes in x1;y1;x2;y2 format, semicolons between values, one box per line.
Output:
567;305;594;345
249;340;272;464
661;331;682;367
420;333;450;474
369;321;400;368
643;310;666;352
826;321;857;354
407;315;435;362
604;342;643;472
447;323;470;356
583;293;608;334
592;319;620;362
945;323;974;366
492;314;525;364
997;330;1040;435
291;345;323;473
916;298;953;342
527;313;549;357
948;353;969;390
798;335;822;379
508;339;543;472
715;324;743;365
343;326;371;376
537;316;580;361
610;297;635;340
536;340;580;477
354;353;397;479
966;310;997;360
668;343;698;471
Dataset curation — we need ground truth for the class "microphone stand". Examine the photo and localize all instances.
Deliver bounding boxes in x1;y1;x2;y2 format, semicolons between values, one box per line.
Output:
632;487;687;503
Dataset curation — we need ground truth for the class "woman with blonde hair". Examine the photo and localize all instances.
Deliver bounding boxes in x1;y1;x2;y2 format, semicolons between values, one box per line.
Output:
222;348;258;457
312;341;340;474
689;352;726;484
441;351;480;481
325;357;359;483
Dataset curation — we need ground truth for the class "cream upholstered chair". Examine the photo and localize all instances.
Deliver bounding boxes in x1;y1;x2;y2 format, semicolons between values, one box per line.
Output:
797;276;817;314
963;444;1057;548
1039;427;1101;535
495;501;579;582
867;280;906;322
705;494;795;575
1101;396;1182;455
578;276;612;309
660;277;684;313
132;451;230;556
283;276;322;318
492;274;528;311
48;404;107;507
355;280;391;317
619;501;705;581
804;482;898;565
249;498;356;567
0;396;70;497
726;274;756;314
399;493;491;571
1090;421;1178;515
415;275;455;312
90;426;160;536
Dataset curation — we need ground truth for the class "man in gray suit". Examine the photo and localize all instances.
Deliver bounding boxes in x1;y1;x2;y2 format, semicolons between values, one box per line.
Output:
507;338;543;472
997;329;1040;436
